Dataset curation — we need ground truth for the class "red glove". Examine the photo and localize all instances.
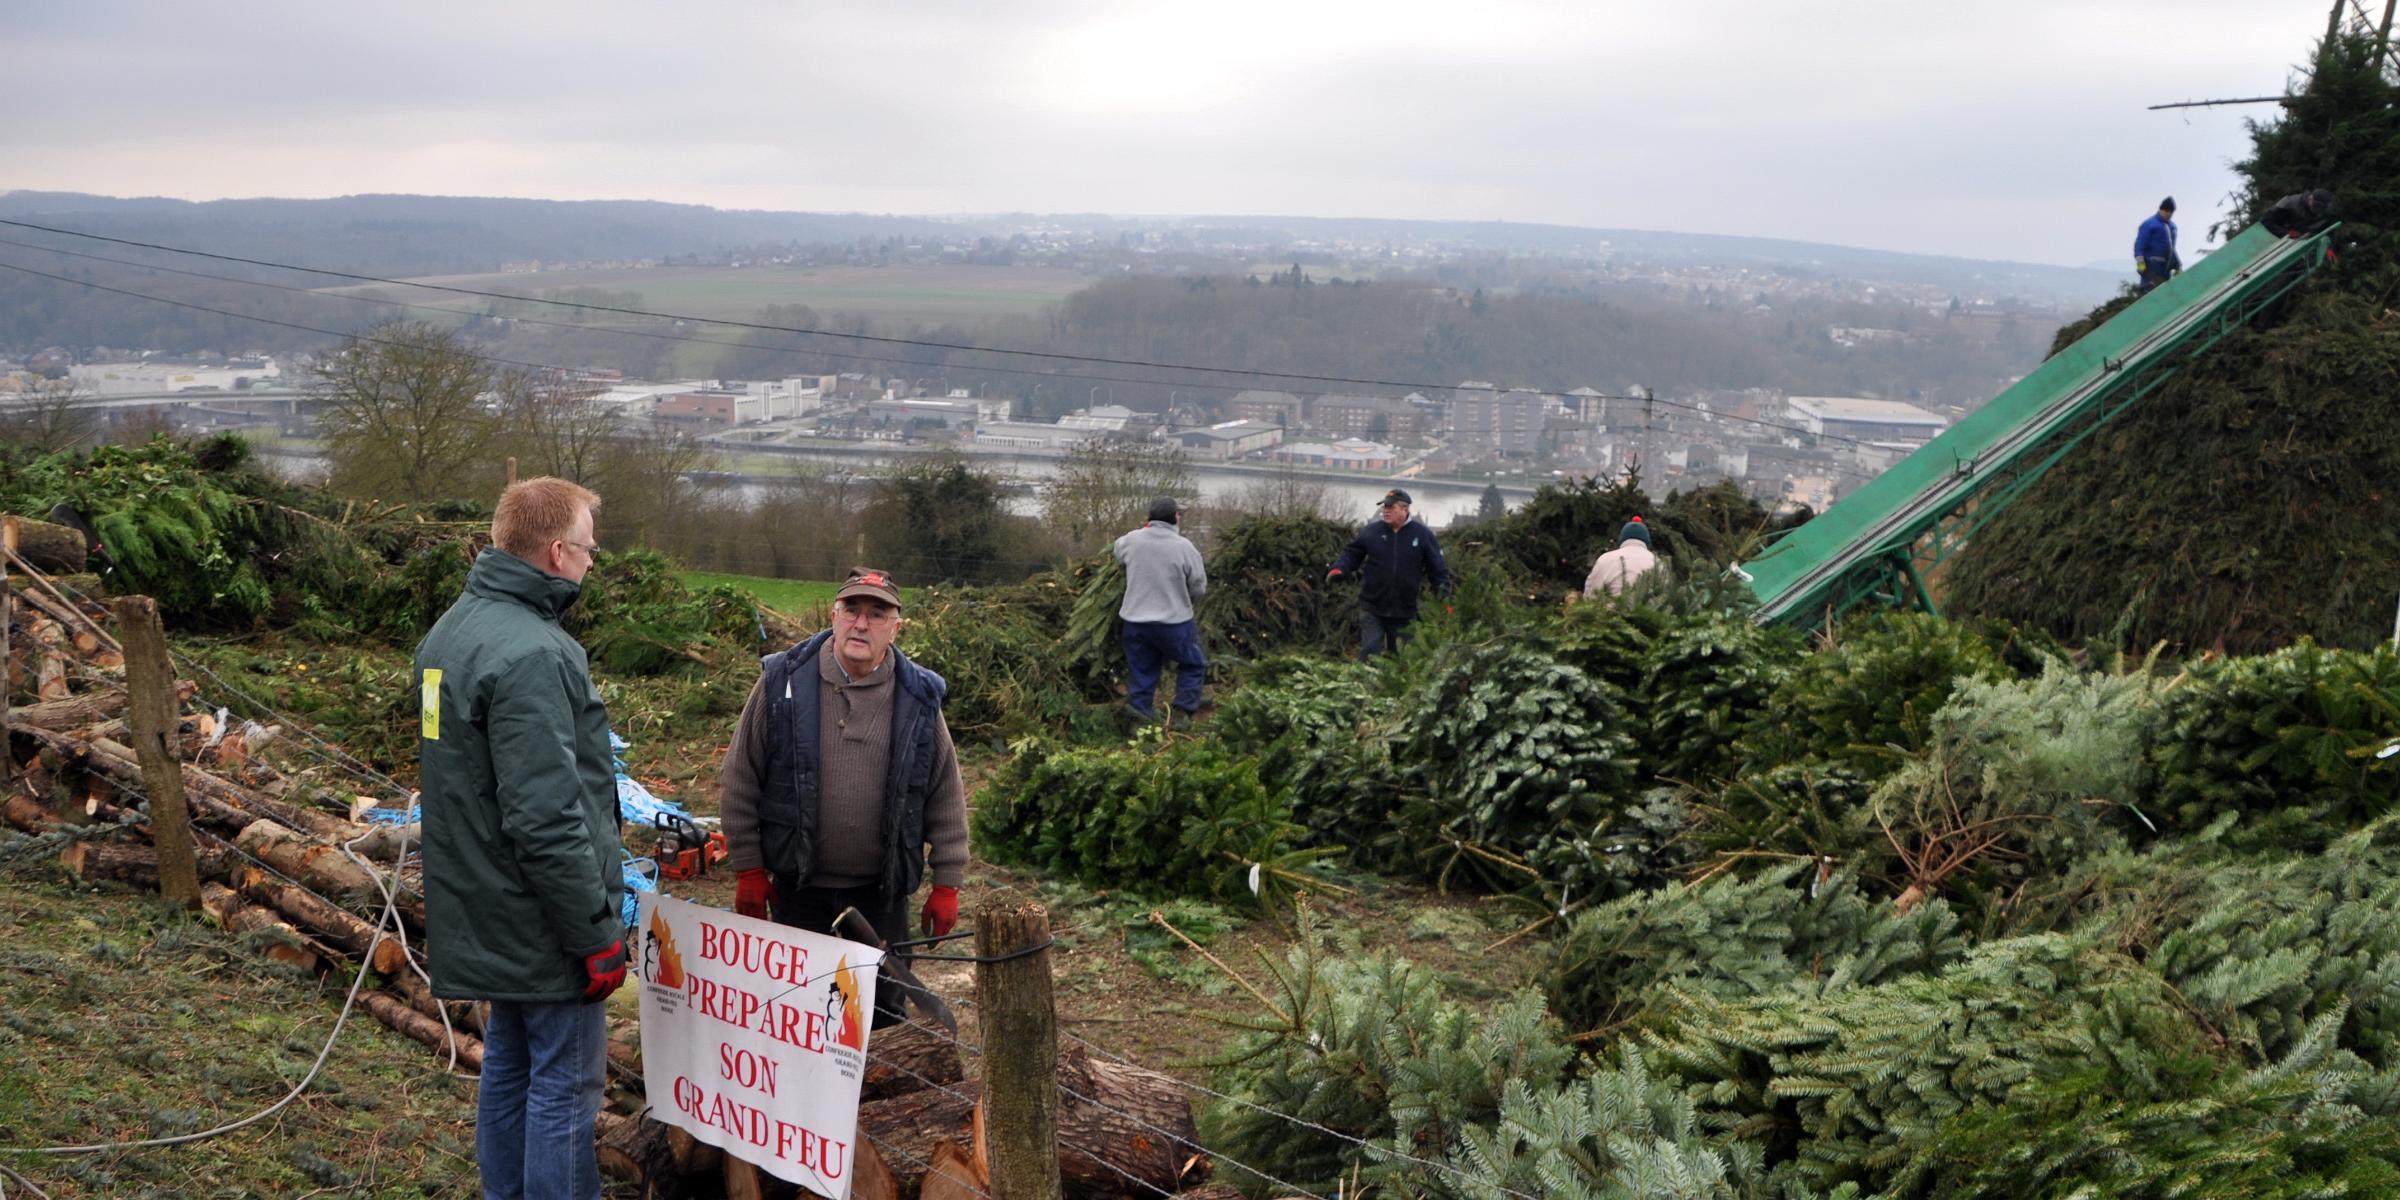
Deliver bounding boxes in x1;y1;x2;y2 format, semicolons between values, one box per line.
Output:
1325;568;1343;581
921;885;960;937
582;939;627;1002
734;868;773;920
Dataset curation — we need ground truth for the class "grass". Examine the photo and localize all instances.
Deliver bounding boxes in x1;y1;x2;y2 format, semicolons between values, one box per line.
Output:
678;570;842;616
0;862;508;1198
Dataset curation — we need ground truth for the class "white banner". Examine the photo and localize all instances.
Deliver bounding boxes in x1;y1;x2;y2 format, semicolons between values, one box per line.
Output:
634;892;881;1197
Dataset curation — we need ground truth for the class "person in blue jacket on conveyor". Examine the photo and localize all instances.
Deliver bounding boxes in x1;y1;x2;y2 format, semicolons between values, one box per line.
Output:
2135;197;2181;293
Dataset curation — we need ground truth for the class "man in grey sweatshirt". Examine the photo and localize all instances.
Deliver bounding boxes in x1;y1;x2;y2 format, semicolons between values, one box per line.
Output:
1112;497;1209;721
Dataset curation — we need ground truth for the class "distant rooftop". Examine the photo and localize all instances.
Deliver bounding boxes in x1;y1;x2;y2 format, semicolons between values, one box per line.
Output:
1788;395;1946;425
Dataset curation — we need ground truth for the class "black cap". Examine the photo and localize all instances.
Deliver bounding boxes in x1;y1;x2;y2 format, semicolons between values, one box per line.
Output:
2159;196;2176;212
1147;496;1181;523
1380;488;1413;508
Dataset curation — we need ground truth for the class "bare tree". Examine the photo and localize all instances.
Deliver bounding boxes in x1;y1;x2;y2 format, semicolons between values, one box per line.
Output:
494;369;621;486
0;380;100;454
1041;434;1196;555
1220;466;1334;521
600;417;717;553
310;320;497;503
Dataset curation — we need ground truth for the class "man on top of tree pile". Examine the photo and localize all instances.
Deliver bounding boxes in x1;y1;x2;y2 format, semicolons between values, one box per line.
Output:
416;476;624;1200
2135;196;2181;292
2262;188;2336;238
1583;515;1662;597
1113;495;1209;724
1327;488;1453;658
719;566;968;1028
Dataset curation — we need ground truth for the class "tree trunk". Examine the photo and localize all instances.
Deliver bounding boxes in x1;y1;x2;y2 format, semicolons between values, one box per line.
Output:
1055;1052;1206;1196
4;517;88;575
234;864;410;976
920;1140;987;1200
865;1018;969;1102
234;817;382;896
597;1111;683;1189
859;1083;980;1197
3;792;60;833
385;968;488;1038
358;990;483;1072
667;1126;723;1176
857;1046;1201;1200
196;881;327;972
60;839;234;887
9;691;123;732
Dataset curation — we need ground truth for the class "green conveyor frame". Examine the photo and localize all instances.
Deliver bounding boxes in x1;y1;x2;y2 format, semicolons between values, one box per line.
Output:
1738;223;2338;629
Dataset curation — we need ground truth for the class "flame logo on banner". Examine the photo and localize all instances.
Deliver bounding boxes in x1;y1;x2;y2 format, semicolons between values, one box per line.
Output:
830;956;865;1050
647;909;685;990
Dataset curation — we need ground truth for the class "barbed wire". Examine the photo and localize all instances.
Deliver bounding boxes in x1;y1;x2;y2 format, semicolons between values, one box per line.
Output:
1052;1023;1543;1200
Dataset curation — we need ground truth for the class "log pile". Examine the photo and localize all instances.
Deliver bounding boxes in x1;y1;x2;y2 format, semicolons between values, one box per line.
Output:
2;565;1214;1199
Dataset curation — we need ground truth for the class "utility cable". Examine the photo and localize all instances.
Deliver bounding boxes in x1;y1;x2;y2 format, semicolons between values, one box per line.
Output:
0;218;1879;447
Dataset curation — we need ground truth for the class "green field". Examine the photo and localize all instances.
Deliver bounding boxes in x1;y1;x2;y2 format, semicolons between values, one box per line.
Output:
327;262;1091;325
678;569;927;615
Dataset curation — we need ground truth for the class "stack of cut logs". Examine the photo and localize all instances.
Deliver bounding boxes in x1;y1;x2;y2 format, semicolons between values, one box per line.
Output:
1;545;1220;1200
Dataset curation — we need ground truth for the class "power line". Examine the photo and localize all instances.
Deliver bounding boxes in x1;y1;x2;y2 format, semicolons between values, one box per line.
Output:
0;235;1413;406
0;217;1877;448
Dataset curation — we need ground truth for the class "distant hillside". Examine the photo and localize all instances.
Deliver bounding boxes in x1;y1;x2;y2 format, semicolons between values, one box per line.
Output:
1186;215;2121;306
0;192;963;278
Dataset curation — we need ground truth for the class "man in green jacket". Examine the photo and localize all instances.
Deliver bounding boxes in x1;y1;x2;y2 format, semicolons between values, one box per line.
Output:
417;477;624;1200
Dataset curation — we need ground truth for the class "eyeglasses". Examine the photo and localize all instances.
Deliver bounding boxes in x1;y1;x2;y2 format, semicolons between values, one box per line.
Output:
558;539;601;558
834;603;899;624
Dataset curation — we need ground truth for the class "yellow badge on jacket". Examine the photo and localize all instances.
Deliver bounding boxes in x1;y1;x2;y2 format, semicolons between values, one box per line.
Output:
420;668;442;740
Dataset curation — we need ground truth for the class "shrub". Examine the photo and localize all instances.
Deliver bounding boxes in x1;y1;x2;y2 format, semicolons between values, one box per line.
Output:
2149;641;2400;849
971;732;1325;906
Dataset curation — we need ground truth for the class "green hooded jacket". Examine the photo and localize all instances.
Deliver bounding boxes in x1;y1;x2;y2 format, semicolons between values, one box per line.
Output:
415;547;623;1002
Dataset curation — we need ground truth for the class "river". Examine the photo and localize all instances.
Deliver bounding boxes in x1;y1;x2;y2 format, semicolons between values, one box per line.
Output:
255;443;1541;526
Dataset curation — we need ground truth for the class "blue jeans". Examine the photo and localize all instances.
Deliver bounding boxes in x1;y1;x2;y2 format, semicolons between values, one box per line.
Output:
1123;619;1206;716
477;998;609;1200
1359;609;1414;659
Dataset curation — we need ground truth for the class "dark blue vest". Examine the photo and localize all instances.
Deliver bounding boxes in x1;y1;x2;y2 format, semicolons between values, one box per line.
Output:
755;630;948;906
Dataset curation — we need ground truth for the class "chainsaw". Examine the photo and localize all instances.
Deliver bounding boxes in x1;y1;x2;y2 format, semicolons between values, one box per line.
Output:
651;812;727;882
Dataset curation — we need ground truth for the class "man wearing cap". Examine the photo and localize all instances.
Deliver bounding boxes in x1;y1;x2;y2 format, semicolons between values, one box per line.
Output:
2135;197;2181;293
1583;516;1661;597
719;567;968;1027
1328;488;1454;658
1113;496;1209;723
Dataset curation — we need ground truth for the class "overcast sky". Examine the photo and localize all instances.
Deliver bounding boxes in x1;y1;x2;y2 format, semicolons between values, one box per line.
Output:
1;1;2333;268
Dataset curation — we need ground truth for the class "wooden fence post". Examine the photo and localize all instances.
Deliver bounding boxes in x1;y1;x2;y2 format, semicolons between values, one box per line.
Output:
113;595;201;908
975;902;1060;1200
506;456;519;487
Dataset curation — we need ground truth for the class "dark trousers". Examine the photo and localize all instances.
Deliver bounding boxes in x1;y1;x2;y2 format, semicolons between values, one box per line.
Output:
1360;609;1414;659
1123;618;1206;716
769;879;917;1029
2138;258;2173;293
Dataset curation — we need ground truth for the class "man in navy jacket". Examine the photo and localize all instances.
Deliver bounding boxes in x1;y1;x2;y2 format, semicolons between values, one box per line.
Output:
1327;488;1453;658
2135;197;2181;293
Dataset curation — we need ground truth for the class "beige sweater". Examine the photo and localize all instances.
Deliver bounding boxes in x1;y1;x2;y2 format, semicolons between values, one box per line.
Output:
717;647;968;891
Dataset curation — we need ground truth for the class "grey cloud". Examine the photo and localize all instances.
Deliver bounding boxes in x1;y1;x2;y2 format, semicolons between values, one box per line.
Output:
0;0;2330;265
